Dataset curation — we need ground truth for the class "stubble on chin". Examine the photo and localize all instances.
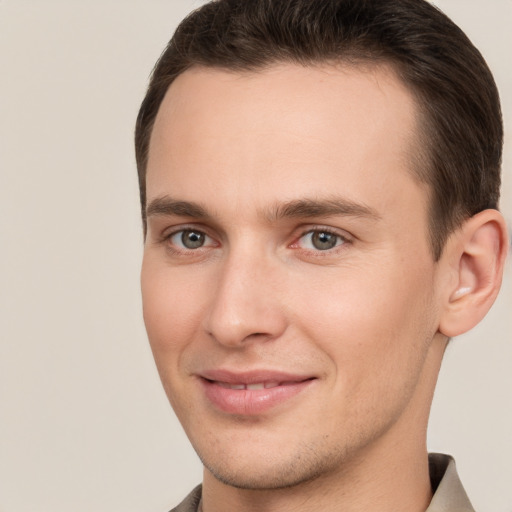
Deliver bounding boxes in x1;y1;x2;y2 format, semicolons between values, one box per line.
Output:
197;436;358;492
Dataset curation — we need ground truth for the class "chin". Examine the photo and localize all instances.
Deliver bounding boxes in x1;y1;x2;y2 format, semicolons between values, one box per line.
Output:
197;440;343;491
204;460;327;491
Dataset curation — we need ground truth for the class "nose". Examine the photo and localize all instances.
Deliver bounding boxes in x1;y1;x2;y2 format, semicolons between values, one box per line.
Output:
203;250;288;348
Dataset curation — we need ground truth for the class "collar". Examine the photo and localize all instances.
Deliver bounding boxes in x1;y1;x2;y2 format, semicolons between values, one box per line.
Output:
426;453;475;512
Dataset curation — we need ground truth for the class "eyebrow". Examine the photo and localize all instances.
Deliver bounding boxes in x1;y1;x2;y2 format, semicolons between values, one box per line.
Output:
267;197;381;222
145;195;381;222
146;196;211;220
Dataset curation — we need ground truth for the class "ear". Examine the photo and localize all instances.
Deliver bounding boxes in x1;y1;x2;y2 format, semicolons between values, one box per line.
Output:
438;209;509;338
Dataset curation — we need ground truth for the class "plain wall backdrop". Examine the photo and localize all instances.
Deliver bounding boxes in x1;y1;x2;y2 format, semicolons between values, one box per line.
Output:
0;1;510;511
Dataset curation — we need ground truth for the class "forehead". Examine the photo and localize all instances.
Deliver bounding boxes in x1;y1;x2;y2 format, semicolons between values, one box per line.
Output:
146;62;426;223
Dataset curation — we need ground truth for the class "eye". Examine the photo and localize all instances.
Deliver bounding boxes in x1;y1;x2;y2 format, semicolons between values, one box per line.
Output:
297;230;346;251
169;229;214;250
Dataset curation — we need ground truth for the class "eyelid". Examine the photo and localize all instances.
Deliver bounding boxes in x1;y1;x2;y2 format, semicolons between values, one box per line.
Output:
160;223;212;240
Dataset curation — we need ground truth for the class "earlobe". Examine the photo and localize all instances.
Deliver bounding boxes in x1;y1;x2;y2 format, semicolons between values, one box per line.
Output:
439;209;509;338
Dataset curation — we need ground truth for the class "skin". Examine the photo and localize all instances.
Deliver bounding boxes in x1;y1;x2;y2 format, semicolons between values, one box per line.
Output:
140;63;506;512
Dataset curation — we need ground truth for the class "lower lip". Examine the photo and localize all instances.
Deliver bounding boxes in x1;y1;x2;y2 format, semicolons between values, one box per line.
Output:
200;379;314;416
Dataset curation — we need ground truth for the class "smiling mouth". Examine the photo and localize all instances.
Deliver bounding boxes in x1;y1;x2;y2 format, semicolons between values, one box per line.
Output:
200;374;316;415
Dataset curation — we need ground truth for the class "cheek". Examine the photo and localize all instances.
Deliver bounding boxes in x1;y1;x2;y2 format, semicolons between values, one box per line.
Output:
292;263;438;438
141;260;212;418
294;259;437;381
141;260;205;361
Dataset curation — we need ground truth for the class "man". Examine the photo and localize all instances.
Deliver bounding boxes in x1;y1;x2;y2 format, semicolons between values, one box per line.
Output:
135;0;508;511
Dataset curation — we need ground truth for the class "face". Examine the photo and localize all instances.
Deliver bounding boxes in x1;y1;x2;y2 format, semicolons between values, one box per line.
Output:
141;63;447;490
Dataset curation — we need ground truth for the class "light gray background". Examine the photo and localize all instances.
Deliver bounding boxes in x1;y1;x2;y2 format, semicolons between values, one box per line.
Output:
0;1;510;511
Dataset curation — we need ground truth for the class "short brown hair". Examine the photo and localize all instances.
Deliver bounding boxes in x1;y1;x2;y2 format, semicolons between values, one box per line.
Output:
135;0;503;259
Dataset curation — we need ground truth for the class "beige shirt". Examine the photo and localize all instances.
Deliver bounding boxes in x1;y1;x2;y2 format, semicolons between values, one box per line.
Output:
170;453;474;512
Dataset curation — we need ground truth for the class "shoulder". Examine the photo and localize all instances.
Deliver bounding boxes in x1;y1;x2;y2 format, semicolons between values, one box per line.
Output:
169;485;202;512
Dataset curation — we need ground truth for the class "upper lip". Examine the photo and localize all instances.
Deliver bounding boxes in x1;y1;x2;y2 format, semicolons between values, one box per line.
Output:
199;369;315;385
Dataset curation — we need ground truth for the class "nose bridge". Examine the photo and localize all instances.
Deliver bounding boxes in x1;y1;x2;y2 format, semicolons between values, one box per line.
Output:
203;243;287;347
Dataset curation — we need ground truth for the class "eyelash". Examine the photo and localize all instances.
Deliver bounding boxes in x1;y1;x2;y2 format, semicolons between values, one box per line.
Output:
160;225;352;257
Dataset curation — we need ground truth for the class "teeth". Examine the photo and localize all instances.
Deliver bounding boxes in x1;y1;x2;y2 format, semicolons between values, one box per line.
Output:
246;383;265;390
215;381;282;390
229;384;246;390
217;382;245;390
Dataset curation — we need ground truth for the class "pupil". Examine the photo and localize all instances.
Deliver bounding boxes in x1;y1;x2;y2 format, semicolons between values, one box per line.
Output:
182;230;205;249
312;231;337;250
